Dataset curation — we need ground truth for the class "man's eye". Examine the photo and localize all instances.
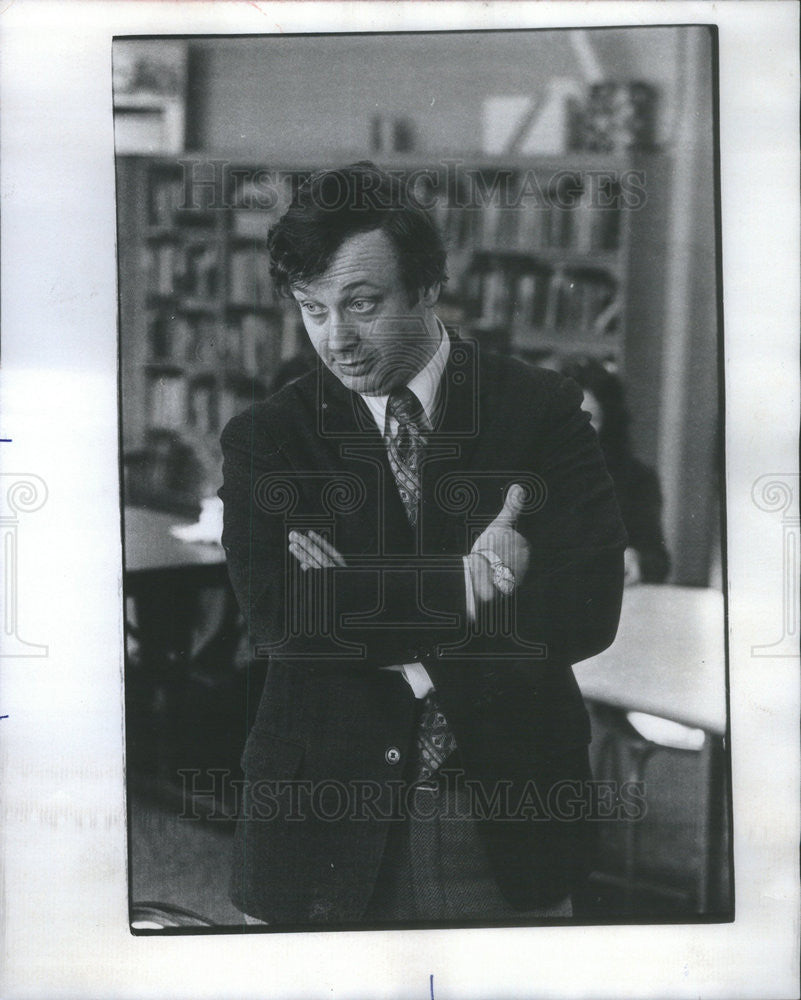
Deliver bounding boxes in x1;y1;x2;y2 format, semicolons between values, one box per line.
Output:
349;299;375;313
301;302;324;316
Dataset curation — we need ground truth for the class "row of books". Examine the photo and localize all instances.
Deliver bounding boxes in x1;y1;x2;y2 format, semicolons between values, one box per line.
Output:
224;194;622;256
220;314;280;375
144;242;220;300
149;163;626;253
188;379;266;435
148;312;280;375
145;372;267;435
431;191;622;255
149;313;212;363
224;185;622;257
148;167;300;228
148;167;231;224
229;247;274;307
143;240;275;306
148;173;186;227
463;253;618;337
551;269;620;336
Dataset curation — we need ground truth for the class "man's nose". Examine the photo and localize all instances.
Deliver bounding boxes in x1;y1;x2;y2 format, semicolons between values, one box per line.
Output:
328;316;359;353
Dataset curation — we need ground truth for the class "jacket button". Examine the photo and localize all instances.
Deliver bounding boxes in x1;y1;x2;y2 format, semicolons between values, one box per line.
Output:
385;747;401;765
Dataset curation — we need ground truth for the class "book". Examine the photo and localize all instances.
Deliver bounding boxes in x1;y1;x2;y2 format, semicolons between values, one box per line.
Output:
188;379;217;434
147;373;186;429
229;249;254;304
149;173;183;226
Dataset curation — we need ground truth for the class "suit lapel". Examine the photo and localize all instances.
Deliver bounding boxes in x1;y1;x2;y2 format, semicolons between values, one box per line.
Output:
420;334;487;554
314;365;413;555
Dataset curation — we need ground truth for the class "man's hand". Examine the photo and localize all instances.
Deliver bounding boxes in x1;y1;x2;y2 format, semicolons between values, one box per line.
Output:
288;530;347;571
467;483;531;603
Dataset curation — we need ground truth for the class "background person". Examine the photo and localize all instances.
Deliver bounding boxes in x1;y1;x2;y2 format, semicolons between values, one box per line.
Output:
560;357;670;586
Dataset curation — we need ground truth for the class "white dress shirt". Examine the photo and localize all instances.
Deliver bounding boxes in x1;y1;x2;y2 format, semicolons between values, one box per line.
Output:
359;322;476;699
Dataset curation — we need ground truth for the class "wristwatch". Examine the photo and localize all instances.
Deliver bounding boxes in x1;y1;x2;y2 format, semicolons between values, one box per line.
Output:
474;548;516;596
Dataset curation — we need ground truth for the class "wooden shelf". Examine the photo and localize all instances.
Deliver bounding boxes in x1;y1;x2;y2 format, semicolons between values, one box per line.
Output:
160;149;648;174
472;246;622;273
224;301;280;314
172;208;218;227
143;360;184;373
146;295;219;314
144;227;183;242
509;329;620;357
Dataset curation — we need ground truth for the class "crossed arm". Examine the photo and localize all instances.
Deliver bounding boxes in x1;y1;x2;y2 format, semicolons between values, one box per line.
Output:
288;483;530;607
220;378;627;669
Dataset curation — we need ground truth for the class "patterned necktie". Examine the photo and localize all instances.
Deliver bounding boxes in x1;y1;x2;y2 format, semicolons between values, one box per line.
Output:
385;387;457;781
413;691;458;783
386;387;428;527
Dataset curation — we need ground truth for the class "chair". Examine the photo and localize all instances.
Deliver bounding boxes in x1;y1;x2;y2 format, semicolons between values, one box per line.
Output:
587;700;729;916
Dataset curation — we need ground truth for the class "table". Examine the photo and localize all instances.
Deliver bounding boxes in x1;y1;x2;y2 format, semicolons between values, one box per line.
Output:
124;506;226;579
574;584;728;913
574;584;726;736
123;506;240;779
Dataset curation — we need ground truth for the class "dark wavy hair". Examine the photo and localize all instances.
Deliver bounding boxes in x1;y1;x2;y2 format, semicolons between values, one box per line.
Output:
267;161;448;305
560;358;632;466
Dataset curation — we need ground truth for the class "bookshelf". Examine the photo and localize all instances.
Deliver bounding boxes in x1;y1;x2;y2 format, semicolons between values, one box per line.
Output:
117;156;302;513
419;159;641;364
117;152;667;512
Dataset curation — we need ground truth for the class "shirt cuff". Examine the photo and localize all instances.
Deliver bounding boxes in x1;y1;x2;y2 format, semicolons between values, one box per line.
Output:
381;662;433;699
463;555;477;623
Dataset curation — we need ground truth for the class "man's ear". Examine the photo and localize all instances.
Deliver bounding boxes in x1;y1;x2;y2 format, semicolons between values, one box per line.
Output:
419;282;441;308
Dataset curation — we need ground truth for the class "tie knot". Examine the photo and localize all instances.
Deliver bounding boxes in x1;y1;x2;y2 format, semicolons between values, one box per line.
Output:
387;387;426;431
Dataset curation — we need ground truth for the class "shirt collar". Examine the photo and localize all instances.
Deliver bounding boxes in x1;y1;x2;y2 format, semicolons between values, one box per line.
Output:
359;320;450;435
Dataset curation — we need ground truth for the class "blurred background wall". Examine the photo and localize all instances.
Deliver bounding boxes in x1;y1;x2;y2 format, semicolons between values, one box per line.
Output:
183;30;686;156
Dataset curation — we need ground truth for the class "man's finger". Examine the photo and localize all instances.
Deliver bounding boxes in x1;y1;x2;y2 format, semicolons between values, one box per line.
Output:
307;530;347;567
289;540;325;569
294;530;344;567
493;483;525;527
288;532;334;569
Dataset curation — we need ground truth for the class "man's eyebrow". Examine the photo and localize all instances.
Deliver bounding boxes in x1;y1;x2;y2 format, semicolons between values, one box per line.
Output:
341;280;382;292
292;279;383;298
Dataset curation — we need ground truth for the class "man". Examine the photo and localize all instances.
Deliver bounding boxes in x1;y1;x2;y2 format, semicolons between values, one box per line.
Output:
219;161;626;925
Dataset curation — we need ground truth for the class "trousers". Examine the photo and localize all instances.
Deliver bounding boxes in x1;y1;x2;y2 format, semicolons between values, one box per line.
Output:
240;776;573;926
361;778;572;923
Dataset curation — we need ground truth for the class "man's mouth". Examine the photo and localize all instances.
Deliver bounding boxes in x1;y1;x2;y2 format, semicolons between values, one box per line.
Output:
334;356;371;375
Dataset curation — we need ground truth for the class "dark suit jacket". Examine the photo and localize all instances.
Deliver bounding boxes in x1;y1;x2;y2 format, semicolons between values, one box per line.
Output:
219;336;627;924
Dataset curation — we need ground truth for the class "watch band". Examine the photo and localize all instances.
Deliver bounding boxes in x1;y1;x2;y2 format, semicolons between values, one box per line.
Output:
474;547;516;595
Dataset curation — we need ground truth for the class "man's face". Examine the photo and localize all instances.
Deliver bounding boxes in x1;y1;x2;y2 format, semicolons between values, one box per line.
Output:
290;228;440;395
